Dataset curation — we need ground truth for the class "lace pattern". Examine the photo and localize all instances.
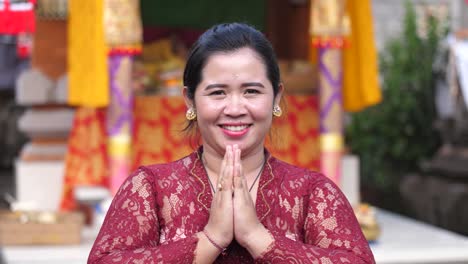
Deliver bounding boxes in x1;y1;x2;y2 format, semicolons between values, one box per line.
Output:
88;148;375;263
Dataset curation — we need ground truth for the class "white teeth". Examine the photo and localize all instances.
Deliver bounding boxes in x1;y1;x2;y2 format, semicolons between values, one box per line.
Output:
222;125;249;131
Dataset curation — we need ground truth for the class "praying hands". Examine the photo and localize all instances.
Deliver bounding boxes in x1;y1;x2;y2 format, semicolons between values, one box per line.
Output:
198;145;274;262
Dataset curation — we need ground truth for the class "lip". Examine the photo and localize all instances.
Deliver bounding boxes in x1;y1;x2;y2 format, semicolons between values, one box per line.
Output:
218;123;251;138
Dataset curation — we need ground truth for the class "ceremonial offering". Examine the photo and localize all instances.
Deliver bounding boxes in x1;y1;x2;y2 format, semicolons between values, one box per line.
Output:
0;210;84;245
354;204;381;242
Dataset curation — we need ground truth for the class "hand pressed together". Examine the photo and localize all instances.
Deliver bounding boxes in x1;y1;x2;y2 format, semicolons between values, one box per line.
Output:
203;145;235;249
203;145;273;258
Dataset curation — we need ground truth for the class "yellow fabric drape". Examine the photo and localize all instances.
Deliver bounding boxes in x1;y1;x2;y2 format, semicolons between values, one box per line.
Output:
68;0;109;107
343;0;382;112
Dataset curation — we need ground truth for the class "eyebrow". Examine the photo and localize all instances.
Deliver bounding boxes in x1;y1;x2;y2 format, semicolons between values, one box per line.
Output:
205;82;265;90
242;82;265;88
205;84;228;90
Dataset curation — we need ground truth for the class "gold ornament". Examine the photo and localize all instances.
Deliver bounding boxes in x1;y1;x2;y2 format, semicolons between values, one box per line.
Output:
185;108;197;120
310;0;350;37
273;105;283;117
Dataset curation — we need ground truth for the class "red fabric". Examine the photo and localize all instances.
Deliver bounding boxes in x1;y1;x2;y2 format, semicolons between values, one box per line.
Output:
0;0;36;34
60;108;109;211
88;149;375;263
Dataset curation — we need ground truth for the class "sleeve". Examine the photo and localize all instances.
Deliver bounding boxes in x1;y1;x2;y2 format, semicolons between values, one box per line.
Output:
255;177;375;264
87;167;199;264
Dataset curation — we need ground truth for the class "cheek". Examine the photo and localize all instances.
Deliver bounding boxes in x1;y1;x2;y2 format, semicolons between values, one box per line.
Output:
251;108;273;123
196;102;220;121
249;100;274;119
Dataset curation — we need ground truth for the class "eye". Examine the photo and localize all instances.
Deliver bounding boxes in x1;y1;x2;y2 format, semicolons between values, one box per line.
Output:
245;89;260;94
208;90;225;96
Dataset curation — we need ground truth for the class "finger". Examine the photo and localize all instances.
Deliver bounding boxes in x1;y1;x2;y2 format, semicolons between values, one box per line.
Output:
233;147;243;189
234;155;246;202
224;145;234;192
214;146;229;203
219;145;233;193
216;146;229;187
241;161;251;198
235;146;248;191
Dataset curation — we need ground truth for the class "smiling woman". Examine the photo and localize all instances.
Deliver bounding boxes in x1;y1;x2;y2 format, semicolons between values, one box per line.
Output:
88;23;375;264
187;47;280;162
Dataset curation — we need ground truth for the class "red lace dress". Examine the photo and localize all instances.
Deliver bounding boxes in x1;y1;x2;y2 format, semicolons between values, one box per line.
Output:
88;148;375;263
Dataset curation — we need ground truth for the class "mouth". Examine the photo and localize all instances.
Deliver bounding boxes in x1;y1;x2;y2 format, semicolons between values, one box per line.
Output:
219;124;251;131
219;124;252;137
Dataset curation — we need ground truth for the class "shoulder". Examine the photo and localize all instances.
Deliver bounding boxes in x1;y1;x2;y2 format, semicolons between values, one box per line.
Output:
269;156;324;182
138;151;198;180
269;155;337;192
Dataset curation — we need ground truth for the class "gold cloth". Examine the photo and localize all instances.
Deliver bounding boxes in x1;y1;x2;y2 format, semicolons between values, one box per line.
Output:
68;0;109;107
343;0;382;112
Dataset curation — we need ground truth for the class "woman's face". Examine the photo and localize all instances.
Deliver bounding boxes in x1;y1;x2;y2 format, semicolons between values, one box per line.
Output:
187;47;282;157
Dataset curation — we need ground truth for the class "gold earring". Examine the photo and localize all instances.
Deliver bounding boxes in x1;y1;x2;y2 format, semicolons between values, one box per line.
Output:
273;105;282;117
186;108;197;120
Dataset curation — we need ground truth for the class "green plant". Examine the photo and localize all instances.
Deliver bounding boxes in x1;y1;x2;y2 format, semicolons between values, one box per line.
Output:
346;1;445;191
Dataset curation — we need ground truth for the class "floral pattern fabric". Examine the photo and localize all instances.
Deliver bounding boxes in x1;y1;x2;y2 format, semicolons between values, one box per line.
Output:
88;148;375;263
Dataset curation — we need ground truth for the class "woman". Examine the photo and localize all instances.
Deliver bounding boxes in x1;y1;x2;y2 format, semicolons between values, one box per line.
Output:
88;23;375;263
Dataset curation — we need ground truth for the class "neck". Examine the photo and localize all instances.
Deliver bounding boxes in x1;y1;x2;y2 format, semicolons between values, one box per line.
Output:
202;145;265;179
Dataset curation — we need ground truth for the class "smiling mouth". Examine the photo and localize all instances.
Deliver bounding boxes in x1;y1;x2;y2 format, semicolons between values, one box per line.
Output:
219;124;251;131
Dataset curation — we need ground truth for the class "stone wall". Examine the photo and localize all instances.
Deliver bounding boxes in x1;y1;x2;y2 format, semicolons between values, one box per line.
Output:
371;0;454;50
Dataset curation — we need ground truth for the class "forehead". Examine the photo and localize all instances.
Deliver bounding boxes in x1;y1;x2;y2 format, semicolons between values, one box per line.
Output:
201;48;267;78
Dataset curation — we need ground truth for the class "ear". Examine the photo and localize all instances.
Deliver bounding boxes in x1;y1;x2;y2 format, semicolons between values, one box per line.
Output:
274;83;284;107
183;87;194;108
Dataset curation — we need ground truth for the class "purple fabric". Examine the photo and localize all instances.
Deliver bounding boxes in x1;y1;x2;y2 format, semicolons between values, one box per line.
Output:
107;54;134;136
318;48;343;133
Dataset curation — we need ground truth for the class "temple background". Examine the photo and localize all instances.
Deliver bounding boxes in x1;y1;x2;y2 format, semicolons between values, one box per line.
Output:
0;0;464;213
0;0;467;245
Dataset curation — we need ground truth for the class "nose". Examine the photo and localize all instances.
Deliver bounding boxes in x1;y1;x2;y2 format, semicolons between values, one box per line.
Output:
223;94;247;117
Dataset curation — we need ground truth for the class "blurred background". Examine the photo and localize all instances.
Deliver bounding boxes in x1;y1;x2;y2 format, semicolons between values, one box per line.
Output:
0;0;468;263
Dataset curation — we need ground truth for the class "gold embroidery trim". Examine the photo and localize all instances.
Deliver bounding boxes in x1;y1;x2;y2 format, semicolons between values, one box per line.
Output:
258;154;274;222
191;151;210;212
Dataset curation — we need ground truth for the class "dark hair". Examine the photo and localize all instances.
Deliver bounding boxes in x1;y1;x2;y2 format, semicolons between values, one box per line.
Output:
182;23;281;142
183;22;281;100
